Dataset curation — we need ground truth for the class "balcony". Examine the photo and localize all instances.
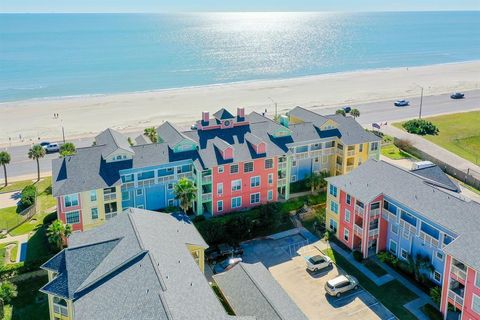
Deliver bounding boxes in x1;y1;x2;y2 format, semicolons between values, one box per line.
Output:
336;149;344;156
121;182;135;191
277;178;287;186
103;193;116;202
202;193;212;202
355;205;364;216
451;264;467;281
177;172;193;180
448;289;464;306
346;164;354;172
278;162;287;170
354;224;363;236
347;150;355;157
202;175;212;184
419;231;440;248
336;163;343;171
370;208;380;217
157;175;175;184
53;303;68;317
369;228;379;237
137;178;155;188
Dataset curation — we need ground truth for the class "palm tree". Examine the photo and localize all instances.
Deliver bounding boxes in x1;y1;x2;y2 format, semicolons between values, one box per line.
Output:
173;178;197;214
144;127;158;143
335;109;346;116
350;108;360;119
306;171;330;194
59;142;76;157
47;220;72;250
0;151;11;187
28;144;45;182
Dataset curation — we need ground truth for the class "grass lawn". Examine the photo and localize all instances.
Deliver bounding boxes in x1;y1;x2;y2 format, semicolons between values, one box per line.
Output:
395;111;480;165
323;248;418;320
381;144;413;160
363;259;388;277
7;275;49;320
0;206;22;231
0;180;35;193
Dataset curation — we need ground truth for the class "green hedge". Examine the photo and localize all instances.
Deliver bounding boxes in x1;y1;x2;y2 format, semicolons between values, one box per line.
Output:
421;304;443;320
20;185;36;209
402;119;439;135
0;256;53;280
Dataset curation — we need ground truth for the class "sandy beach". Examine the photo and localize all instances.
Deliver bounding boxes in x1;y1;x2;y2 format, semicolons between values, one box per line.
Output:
1;61;479;147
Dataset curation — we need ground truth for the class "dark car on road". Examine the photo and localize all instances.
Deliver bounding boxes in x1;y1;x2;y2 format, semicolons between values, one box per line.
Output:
343;106;352;113
450;92;465;99
394;100;409;107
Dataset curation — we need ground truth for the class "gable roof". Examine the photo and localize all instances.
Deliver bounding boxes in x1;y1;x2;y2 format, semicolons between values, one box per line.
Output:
40;209;248;320
157;121;197;148
326;160;480;270
213;262;307;320
214;108;235;120
411;165;460;192
95;128;134;158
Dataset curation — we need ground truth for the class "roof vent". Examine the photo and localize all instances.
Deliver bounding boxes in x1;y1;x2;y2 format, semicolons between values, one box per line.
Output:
415;195;418;199
178;260;181;264
190;282;193;287
146;289;149;293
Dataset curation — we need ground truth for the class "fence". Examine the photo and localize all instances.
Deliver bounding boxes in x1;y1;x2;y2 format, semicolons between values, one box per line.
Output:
394;138;480;190
0;190;38;233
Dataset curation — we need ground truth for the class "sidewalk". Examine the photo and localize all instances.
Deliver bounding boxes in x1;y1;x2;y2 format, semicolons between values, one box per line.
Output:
381;125;480;174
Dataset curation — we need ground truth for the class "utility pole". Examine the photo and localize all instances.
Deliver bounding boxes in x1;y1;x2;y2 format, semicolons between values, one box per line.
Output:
419;86;424;119
268;97;277;119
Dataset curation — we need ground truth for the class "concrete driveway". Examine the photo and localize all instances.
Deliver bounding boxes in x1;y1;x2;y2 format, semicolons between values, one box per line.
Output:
241;230;396;320
0;191;20;209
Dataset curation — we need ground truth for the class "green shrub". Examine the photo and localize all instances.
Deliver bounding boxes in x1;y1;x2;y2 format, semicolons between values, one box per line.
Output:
43;212;58;225
397;260;414;275
377;251;399;266
402;119;439;135
192;215;206;223
323;230;331;241
429;286;441;306
352;250;363;262
20;185;36;208
421;303;443;320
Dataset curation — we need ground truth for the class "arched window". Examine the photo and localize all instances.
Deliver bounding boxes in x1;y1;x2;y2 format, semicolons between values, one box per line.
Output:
53;297;68;316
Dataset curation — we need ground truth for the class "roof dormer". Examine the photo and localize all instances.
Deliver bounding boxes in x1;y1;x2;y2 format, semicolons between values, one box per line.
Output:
213;137;234;160
245;133;266;154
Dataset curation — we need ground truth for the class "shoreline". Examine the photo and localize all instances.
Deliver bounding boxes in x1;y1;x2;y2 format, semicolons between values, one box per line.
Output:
2;59;479;105
1;61;480;147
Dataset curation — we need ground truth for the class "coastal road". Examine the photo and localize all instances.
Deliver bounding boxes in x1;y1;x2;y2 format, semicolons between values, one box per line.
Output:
1;90;479;181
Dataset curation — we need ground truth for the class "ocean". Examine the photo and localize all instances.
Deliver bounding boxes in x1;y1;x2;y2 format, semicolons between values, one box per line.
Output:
1;12;479;102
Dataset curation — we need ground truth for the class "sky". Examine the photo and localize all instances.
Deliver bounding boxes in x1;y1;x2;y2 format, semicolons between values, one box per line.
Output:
1;0;479;13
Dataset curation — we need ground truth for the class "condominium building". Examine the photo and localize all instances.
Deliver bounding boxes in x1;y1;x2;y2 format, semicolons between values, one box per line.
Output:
52;106;380;231
40;208;306;320
325;160;480;320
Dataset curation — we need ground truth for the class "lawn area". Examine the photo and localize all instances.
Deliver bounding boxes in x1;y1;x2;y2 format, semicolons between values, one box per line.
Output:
0;206;22;231
381;144;413;160
302;205;326;235
0;180;35;193
6;275;50;320
395;111;480;165
363;259;388;277
323;248;418;320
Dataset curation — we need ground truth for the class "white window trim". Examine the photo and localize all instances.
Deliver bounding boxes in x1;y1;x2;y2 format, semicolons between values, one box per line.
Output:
433;270;442;283
167;183;174;190
231;197;242;208
291;175;297;182
473;293;480;315
475;271;480;289
345;209;351;223
250;176;260;188
230;164;239;174
90;191;97;202
217;200;223;212
218;166;224;173
231;179;242;191
436;251;444;261
217;183;223;195
389;240;397;255
250;192;260;204
401;249;408;260
267;190;273;201
268;173;273;185
344;228;349;241
391;223;398;235
64;194;79;208
244;161;254;173
65;210;80;224
136;189;143;196
346;194;351;205
91;207;98;220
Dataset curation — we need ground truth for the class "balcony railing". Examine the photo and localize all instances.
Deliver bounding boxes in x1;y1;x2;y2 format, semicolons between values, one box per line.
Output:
294;152;309;160
137;178;155;188
354;224;363;236
202;175;212;184
451;265;467;281
177;172;193;180
121;182;135;191
369;228;379;237
336;163;343;171
202;193;212;202
355;205;364;216
323;148;335;156
53;304;68;316
278;162;287;170
103;193;116;202
157;175;175;184
419;231;440;248
370;208;380;217
336;149;344;156
277;178;287;186
448;290;464;306
346;164;354;172
347;150;355;157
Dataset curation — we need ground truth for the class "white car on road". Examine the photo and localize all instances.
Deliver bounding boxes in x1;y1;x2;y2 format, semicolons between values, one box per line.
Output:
305;254;332;272
45;143;60;153
325;275;359;297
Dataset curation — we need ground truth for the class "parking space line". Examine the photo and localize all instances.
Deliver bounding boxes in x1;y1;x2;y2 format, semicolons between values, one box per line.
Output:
333;289;364;303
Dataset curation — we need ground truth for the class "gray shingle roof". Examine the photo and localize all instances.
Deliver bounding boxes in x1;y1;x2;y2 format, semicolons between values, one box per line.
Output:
95;128;134;158
411;165;460;192
41;208;247;320
214;108;235;120
157;121;197;148
326;114;381;145
327;160;480;270
213;262;307;320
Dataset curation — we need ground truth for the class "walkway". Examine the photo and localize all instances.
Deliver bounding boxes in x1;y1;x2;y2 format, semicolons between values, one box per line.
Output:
381;125;480;175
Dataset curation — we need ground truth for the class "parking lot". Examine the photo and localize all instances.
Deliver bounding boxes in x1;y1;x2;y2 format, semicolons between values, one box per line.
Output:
241;230;396;320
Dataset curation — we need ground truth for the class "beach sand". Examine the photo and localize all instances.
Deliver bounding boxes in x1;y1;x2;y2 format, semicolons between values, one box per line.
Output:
1;61;479;146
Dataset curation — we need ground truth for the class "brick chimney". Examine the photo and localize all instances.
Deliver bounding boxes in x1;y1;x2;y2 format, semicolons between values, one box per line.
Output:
237;107;245;119
202;111;209;123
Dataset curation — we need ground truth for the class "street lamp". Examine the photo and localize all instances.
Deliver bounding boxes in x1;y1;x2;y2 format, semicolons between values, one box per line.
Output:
268;97;278;119
414;84;424;119
56;114;65;143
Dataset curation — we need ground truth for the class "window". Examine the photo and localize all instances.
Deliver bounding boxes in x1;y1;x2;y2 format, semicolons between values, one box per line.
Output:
66;211;80;224
291;175;297;182
217;200;223;212
122;174;134;183
137;204;144;209
370;202;380;210
344;228;350;242
391;224;399;234
122;190;130;201
90;191;97;202
330;201;339;214
265;158;273;169
436;251;444;261
329;184;338;197
433;271;441;283
476;272;480;288
91;208;98;220
231;197;242;208
370;142;379;151
168;199;174;207
443;234;454;246
267;190;273;201
64;194;79;207
218;166;224;174
400;210;417;226
230;164;239;174
250;176;260;188
292;160;297;167
167;183;174;190
337;143;344;150
268;173;273;185
329;219;337;232
103;187;116;201
116;155;122;160
231;179;242;191
401;249;408;260
383;200;397;215
104;202;117;220
389;240;397;255
346;194;351;205
473;294;480;314
359;144;363;152
345;209;351;222
250;193;260;204
136;189;143;196
53;297;68;316
355;200;364;208
137;171;154;180
217;183;223;195
244;162;254;173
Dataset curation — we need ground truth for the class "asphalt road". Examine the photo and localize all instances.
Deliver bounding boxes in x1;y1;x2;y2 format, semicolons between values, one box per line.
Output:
1;90;479;181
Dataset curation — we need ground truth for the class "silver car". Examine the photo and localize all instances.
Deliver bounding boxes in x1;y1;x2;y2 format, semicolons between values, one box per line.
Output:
305;254;332;272
325;275;359;297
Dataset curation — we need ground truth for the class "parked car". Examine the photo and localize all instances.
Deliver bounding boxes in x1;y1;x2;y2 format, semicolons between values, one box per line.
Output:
305;254;332;272
191;123;198;130
325;275;359;297
450;92;465;99
45;143;60;153
343;106;352;113
394;100;409;107
206;244;243;264
40;141;51;149
213;257;242;274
